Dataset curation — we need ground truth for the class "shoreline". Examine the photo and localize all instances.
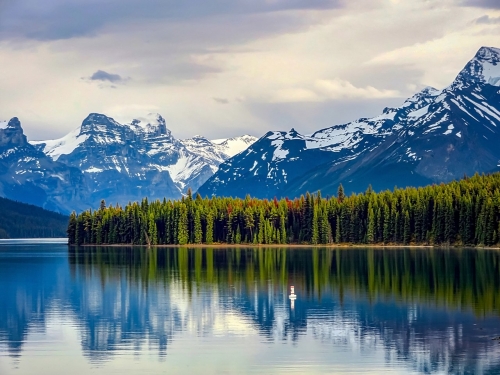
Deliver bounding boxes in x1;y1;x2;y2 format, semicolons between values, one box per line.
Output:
70;243;500;250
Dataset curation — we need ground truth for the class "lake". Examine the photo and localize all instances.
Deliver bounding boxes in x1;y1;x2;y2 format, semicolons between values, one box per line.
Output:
1;242;500;374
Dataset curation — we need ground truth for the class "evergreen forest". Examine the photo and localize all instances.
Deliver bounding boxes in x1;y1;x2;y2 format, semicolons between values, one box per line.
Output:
0;196;69;238
68;172;500;246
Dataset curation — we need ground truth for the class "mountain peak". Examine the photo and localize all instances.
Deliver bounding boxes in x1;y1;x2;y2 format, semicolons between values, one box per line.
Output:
79;113;123;135
0;117;22;130
475;46;500;62
0;117;28;147
8;117;22;129
127;113;170;138
454;46;500;87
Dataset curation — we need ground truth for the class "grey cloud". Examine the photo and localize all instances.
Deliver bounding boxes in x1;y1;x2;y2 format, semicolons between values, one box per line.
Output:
461;0;500;8
138;60;222;84
89;70;124;83
475;15;500;23
213;97;229;104
0;0;343;41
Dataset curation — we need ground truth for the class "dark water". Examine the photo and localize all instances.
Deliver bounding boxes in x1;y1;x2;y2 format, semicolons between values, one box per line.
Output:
1;243;500;374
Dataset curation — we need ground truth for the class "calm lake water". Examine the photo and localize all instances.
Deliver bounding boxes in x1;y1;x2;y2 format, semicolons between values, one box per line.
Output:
1;242;500;374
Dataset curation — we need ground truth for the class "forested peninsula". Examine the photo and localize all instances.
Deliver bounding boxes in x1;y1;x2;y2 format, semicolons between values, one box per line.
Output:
68;173;500;247
0;197;68;238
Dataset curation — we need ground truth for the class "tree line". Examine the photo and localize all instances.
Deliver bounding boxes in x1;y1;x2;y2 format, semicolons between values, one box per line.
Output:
68;172;500;246
0;196;68;238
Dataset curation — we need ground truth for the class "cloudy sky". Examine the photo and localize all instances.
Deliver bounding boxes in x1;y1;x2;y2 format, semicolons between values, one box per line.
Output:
0;0;499;141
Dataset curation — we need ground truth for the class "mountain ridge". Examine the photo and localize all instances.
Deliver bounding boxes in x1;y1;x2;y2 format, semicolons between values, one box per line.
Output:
25;113;257;210
198;46;500;198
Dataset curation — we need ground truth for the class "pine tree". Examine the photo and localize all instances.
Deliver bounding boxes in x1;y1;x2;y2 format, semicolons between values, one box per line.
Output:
205;210;214;244
335;214;341;243
337;184;345;203
403;210;410;244
311;205;319;245
177;203;189;245
320;208;330;244
280;214;287;244
148;213;158;245
367;207;375;244
258;211;265;244
194;210;202;244
235;225;242;244
67;212;77;244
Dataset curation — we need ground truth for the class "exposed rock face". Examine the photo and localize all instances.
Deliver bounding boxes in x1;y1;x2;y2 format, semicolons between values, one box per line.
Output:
0;118;88;213
0;118;28;148
29;113;257;209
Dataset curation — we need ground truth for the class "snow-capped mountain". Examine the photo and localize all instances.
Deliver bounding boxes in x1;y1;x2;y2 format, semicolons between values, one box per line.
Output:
198;46;500;198
0;118;88;213
31;113;257;207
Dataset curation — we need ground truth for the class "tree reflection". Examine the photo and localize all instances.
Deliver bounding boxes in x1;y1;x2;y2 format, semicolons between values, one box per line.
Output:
70;246;500;316
2;246;500;374
67;246;500;373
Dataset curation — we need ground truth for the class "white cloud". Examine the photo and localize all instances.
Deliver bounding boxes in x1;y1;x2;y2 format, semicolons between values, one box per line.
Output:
366;14;500;89
270;79;400;103
0;0;499;141
315;79;400;99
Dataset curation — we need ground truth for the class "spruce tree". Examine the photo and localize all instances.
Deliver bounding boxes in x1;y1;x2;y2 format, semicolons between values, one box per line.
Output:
194;210;202;244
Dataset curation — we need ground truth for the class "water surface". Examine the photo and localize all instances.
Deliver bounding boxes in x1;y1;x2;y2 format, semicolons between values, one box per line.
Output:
1;243;500;374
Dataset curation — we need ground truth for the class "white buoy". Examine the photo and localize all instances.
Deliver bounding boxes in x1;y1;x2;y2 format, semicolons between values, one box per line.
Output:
289;286;296;299
289;285;296;310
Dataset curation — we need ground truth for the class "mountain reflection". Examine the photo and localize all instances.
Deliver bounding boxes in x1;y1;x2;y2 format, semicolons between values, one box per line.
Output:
2;246;500;374
67;247;500;370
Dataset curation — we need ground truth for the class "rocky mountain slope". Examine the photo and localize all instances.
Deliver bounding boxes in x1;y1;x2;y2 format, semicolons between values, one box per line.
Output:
0;118;88;212
30;113;257;208
198;46;500;198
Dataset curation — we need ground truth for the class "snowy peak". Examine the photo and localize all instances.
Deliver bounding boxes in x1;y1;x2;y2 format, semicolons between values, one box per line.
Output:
403;86;440;106
127;113;171;138
29;112;258;206
184;135;213;147
211;135;259;157
79;113;123;136
0;117;28;147
454;46;500;87
476;46;500;64
31;128;88;161
0;117;23;131
180;135;227;165
199;45;500;199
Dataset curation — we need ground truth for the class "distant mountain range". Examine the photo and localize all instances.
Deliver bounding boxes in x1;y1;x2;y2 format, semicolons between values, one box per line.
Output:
0;113;256;212
198;46;500;198
1;46;500;212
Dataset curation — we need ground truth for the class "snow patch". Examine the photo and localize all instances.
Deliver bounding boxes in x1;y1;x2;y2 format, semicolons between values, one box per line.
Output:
271;140;289;161
463;97;500;123
443;124;455;135
31;128;89;161
211;135;258;157
482;61;500;86
85;167;103;173
249;160;258;172
408;105;429;119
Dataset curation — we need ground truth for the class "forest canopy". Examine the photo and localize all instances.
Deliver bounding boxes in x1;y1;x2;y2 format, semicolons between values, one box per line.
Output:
68;173;500;247
0;197;68;238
